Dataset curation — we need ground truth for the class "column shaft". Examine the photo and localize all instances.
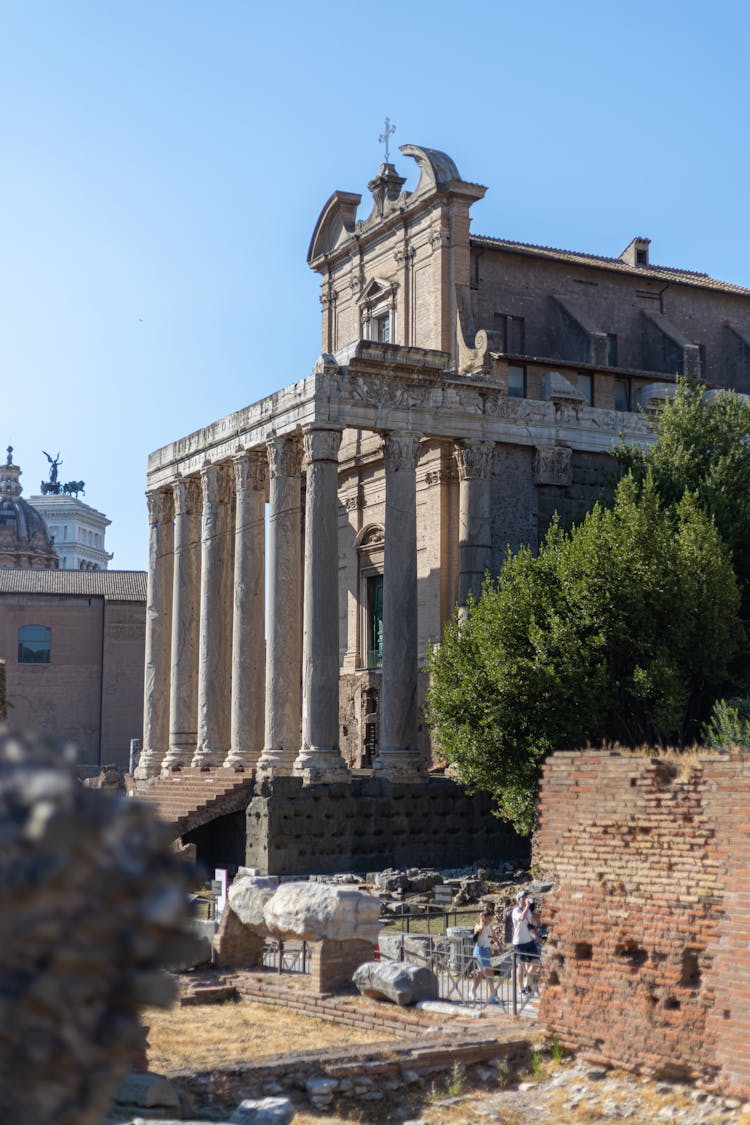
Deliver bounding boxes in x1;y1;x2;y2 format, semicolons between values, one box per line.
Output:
225;451;267;770
192;462;234;768
456;440;494;606
256;435;303;779
374;431;425;780
137;489;174;780
294;428;349;782
163;476;201;772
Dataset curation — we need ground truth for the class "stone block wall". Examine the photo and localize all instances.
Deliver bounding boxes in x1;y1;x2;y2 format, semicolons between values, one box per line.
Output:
534;749;750;1099
246;775;529;876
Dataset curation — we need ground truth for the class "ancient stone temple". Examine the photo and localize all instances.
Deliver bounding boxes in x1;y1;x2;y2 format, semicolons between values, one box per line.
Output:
139;145;750;871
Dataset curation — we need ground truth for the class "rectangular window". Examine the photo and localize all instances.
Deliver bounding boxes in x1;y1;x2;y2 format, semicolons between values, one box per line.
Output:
607;334;618;367
494;313;526;354
367;574;383;669
577;373;593;406
507;365;526;398
698;344;707;376
614;377;631;412
375;313;391;343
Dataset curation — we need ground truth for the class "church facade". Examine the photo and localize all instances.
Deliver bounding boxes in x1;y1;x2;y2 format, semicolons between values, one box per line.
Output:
139;145;750;786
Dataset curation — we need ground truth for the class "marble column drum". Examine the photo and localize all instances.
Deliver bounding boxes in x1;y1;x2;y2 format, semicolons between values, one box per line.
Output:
137;489;174;780
192;461;234;769
294;428;349;783
256;435;303;779
162;476;202;773
225;451;267;771
456;439;494;606
373;431;426;781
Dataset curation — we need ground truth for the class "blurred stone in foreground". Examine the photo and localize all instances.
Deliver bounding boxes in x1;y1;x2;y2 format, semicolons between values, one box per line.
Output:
0;726;199;1125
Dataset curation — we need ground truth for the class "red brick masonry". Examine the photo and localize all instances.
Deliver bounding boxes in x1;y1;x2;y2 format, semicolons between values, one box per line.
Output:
535;750;750;1099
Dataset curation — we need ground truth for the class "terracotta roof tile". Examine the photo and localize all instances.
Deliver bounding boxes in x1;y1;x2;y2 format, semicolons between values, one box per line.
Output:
0;569;147;601
470;235;750;297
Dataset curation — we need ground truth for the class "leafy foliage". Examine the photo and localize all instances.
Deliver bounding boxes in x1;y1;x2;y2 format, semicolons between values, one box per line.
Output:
701;697;750;750
616;379;750;608
427;474;743;834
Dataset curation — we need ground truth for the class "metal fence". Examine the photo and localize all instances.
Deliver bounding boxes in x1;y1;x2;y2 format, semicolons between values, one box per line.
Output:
378;911;542;1015
262;938;311;975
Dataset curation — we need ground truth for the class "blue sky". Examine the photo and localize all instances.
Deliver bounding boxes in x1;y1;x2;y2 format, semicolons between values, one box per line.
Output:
3;0;747;570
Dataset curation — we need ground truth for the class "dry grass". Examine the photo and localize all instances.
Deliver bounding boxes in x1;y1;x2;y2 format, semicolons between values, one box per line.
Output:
144;998;395;1074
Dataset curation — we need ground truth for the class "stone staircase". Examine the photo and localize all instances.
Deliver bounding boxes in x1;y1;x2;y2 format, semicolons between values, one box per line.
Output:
135;767;257;839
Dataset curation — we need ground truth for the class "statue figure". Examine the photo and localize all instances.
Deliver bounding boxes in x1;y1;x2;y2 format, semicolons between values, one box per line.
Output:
42;451;62;487
62;480;86;499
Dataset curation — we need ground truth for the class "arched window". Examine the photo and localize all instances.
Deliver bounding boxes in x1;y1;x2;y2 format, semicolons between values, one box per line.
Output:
18;624;51;664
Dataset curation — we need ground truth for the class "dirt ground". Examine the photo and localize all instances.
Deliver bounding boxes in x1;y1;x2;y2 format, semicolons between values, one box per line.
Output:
144;998;750;1125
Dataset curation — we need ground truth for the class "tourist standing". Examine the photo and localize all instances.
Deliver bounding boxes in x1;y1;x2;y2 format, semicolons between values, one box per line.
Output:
512;889;537;996
471;910;500;1004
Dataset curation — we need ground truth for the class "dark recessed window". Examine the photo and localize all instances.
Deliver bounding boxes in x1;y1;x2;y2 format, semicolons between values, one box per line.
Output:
367;574;383;669
577;373;593;406
494;313;526;354
636;248;648;266
18;624;51;664
615;377;631;412
507;365;526;398
607;334;618;367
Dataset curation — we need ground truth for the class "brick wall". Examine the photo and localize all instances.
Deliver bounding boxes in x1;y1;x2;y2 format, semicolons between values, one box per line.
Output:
534;749;750;1098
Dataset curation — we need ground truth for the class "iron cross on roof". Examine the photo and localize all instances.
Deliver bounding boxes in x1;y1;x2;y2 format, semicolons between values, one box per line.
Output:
379;117;396;164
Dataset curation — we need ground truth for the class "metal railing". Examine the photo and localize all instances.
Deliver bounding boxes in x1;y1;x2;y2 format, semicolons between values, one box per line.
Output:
262;938;311;976
378;911;542;1015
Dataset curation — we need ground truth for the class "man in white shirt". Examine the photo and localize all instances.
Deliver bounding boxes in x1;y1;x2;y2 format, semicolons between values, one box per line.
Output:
512;888;537;996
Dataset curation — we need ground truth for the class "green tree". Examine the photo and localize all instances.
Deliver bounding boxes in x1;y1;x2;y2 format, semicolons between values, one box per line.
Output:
616;379;750;608
426;474;743;834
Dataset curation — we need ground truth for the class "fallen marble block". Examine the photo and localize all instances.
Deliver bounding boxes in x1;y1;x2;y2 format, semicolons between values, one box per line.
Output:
352;960;439;1006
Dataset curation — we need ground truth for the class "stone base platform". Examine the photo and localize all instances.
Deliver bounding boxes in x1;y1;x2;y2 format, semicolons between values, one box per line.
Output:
181;773;529;876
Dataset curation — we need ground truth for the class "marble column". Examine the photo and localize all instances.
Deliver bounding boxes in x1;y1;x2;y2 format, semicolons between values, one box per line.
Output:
373;431;426;780
162;476;202;773
225;450;267;771
192;461;234;769
256;435;303;779
294;428;349;783
137;488;174;780
456;439;494;606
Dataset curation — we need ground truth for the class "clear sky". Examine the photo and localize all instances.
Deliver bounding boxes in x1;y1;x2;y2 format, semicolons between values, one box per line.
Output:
3;0;747;570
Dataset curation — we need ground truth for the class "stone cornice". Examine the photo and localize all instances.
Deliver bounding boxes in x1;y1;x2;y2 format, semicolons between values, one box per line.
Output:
146;349;653;490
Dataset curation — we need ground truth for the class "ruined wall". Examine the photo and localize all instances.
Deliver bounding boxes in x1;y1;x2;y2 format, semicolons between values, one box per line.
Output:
535;749;750;1099
245;775;529;876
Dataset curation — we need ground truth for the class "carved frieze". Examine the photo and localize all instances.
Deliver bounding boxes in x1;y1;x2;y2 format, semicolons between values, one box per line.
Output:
534;446;572;487
429;225;450;250
349;376;435;409
424;466;458;486
344;495;366;512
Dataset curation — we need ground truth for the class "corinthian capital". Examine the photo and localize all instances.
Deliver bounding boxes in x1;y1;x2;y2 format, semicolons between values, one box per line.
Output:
267;434;303;479
233;450;268;493
455;440;495;481
172;476;201;517
146;488;174;528
381;431;422;473
303;428;342;464
200;461;232;507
